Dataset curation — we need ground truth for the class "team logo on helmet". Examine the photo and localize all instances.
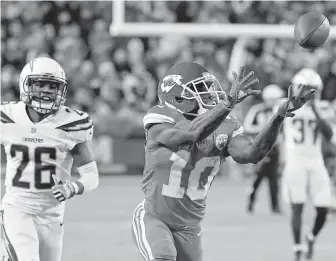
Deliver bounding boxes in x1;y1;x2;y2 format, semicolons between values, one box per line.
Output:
202;72;216;80
161;74;183;93
216;134;228;150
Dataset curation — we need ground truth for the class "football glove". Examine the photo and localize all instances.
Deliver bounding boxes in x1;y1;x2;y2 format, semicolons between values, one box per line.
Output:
227;66;261;107
277;84;316;118
51;175;76;202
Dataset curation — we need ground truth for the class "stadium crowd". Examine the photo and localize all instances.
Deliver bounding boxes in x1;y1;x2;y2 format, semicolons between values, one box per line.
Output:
1;1;336;166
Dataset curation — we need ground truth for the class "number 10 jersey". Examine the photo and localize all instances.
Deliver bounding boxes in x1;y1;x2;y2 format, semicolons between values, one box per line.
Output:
141;105;243;227
0;101;93;220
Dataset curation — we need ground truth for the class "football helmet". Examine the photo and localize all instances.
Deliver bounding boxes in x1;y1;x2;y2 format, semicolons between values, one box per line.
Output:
158;62;225;115
262;84;284;106
19;57;67;114
292;68;323;95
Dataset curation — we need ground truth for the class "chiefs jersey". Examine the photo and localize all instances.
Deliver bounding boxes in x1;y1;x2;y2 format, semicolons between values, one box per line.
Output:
141;104;243;227
0;101;93;221
278;100;335;164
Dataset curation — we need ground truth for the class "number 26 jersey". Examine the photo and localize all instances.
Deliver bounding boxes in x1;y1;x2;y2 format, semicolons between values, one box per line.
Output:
142;105;243;227
0;101;93;216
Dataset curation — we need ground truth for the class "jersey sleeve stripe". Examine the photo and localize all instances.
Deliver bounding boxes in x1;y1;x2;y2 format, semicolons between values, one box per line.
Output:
56;116;91;130
232;126;244;138
143;113;175;128
60;123;93;132
0;111;15;123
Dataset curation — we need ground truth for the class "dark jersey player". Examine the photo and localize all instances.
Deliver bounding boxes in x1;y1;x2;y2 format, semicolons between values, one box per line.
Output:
131;63;315;261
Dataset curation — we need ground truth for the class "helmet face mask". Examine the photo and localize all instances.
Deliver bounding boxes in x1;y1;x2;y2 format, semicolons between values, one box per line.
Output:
20;58;67;114
158;63;226;115
181;73;225;109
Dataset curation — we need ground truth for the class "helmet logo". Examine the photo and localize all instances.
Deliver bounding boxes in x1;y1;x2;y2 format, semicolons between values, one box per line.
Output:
161;74;183;93
202;72;216;80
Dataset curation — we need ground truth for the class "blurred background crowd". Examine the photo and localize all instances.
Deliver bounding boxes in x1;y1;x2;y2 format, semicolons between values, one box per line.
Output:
1;1;336;171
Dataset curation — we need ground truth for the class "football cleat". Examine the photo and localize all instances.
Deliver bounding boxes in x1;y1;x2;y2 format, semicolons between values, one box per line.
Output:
305;234;315;260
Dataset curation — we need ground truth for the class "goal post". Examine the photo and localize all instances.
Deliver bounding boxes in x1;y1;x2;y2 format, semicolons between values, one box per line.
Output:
110;0;336;39
110;22;336;38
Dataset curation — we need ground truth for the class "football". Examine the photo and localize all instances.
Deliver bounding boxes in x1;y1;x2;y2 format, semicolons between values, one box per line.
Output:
294;12;330;49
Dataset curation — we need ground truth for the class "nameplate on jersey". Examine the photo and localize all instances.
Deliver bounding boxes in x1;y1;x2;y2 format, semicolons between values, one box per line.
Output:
22;137;44;143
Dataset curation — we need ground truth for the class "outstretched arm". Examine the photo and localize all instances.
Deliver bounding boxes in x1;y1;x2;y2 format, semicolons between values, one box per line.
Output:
147;66;259;149
151;101;233;148
227;84;316;164
227;112;284;164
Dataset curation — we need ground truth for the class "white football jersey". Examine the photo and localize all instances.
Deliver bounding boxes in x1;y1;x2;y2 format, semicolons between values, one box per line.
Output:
0;101;93;220
279;100;335;164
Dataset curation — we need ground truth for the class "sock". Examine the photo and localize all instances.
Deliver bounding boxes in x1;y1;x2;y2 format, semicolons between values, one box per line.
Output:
311;206;328;238
291;204;304;245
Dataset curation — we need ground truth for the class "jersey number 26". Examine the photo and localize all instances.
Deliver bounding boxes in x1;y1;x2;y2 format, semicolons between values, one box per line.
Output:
10;144;56;189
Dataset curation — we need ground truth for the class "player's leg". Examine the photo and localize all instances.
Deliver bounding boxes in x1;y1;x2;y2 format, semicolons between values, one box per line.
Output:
282;164;308;260
291;203;305;261
267;155;281;213
173;224;202;261
305;165;331;260
37;220;64;261
1;207;39;261
131;202;176;261
247;166;264;213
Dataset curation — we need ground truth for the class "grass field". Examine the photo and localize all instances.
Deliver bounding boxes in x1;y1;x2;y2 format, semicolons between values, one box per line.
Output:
1;175;336;261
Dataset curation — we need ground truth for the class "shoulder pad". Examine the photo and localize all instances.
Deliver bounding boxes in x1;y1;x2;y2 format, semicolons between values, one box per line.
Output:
143;105;177;129
0;101;20;124
55;107;94;145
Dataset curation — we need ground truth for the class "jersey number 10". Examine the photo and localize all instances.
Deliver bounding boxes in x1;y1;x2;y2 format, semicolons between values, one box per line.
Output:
162;150;221;200
10;144;56;189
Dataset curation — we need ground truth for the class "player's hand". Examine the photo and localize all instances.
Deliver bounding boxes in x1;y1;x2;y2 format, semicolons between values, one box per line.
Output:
277;84;316;118
51;175;76;202
226;66;260;107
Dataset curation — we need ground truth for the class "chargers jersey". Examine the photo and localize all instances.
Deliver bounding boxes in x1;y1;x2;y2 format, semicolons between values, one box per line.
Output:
279;100;335;164
141;104;243;227
0;101;93;221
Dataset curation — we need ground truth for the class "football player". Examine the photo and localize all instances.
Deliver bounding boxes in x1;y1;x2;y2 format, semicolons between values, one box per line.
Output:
0;57;99;261
279;68;334;261
131;63;315;261
244;84;284;214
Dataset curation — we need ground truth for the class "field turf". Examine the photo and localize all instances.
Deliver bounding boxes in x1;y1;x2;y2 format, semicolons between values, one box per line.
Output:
1;175;336;261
